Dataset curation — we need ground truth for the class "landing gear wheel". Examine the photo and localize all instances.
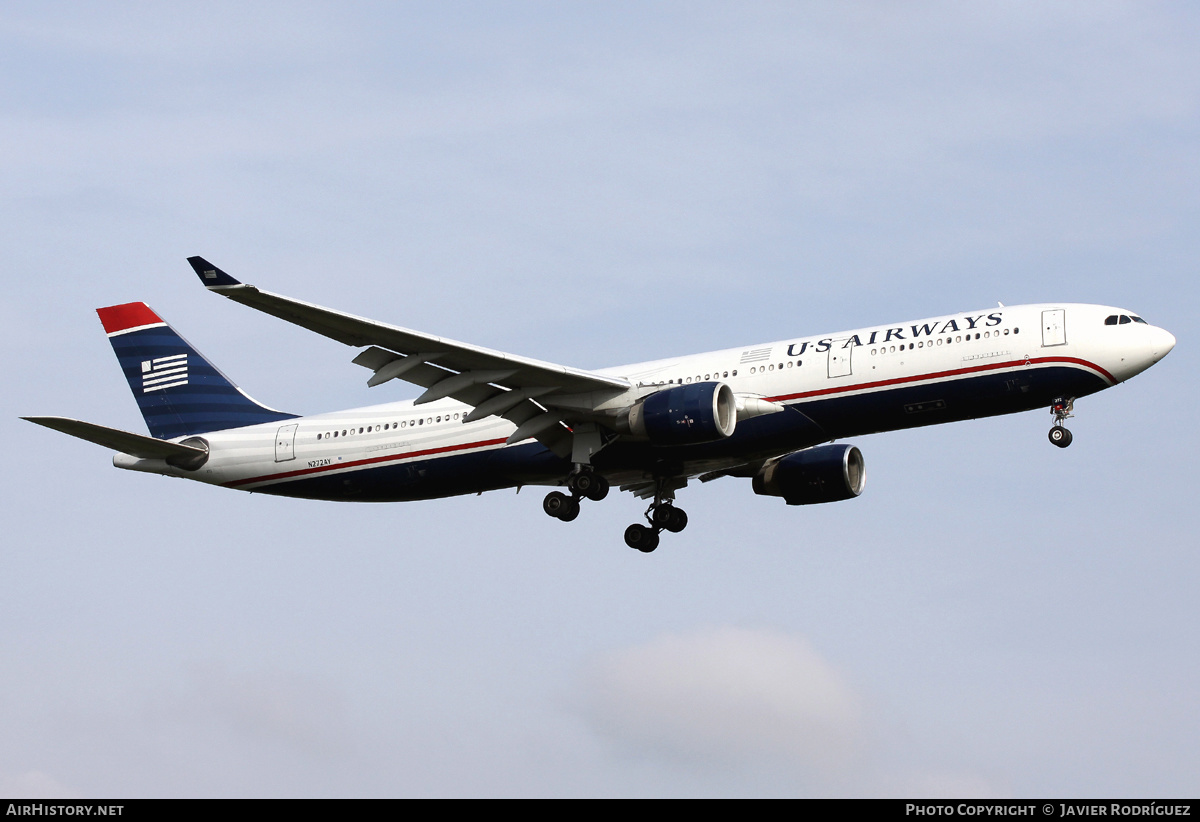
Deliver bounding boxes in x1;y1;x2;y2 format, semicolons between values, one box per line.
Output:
651;504;688;532
664;507;688;533
624;524;659;552
1049;426;1073;448
583;474;610;502
569;470;609;501
557;497;580;521
568;471;595;497
543;491;573;519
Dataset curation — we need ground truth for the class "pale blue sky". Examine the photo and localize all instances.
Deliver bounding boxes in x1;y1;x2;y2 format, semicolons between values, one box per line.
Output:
3;2;1197;797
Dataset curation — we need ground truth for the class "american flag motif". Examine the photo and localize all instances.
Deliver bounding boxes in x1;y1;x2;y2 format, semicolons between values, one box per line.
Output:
739;347;773;364
141;354;188;392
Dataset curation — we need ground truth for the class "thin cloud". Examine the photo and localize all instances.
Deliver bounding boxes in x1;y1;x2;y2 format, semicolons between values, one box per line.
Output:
577;628;863;773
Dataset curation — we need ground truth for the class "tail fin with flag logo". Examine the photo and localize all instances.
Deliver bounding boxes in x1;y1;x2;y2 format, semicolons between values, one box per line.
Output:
96;302;296;440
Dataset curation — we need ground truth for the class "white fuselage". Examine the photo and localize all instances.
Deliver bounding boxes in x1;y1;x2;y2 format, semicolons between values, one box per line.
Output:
115;302;1175;499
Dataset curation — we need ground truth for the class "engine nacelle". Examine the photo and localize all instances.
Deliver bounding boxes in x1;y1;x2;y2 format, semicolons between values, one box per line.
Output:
622;382;738;446
752;444;865;505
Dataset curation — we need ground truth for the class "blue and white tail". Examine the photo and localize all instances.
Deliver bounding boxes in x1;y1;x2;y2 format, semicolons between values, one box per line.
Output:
97;302;297;440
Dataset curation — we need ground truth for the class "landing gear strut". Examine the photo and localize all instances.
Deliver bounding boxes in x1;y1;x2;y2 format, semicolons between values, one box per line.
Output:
1049;396;1074;448
623;480;688;553
543;467;609;522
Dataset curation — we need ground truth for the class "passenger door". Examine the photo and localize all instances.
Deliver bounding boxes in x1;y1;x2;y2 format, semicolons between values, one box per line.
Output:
1041;309;1067;347
275;423;299;462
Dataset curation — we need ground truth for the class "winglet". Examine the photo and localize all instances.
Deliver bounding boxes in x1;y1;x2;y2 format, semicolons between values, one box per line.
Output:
187;256;241;287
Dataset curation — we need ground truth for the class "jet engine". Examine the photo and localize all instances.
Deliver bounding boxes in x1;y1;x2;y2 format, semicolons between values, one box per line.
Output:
620;382;738;446
752;444;865;505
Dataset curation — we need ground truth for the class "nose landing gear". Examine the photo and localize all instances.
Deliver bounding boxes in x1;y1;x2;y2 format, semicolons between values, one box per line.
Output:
1049;397;1075;448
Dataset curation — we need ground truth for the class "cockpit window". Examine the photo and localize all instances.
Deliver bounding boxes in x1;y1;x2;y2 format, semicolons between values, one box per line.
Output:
1132;316;1148;324
1105;315;1119;325
1119;315;1132;324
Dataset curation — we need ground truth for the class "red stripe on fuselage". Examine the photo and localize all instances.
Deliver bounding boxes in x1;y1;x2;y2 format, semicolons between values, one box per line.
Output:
225;357;1111;489
224;436;510;488
766;356;1115;404
96;302;163;335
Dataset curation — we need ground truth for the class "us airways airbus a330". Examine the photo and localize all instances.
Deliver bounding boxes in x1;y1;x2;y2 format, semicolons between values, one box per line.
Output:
24;257;1176;552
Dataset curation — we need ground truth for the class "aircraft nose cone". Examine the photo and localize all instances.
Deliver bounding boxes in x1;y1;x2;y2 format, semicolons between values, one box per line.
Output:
1147;326;1176;363
1154;327;1177;357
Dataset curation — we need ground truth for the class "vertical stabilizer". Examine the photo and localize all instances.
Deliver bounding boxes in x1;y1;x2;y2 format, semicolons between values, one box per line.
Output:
97;302;296;439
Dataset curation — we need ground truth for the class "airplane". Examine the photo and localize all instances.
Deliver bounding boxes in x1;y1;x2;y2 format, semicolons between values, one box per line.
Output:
24;257;1176;552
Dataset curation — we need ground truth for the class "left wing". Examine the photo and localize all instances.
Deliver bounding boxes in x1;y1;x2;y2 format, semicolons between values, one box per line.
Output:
188;257;633;457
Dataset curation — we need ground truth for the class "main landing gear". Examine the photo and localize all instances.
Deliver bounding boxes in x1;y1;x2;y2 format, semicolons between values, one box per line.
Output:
542;467;610;524
1049;396;1075;448
623;482;688;554
542;469;688;553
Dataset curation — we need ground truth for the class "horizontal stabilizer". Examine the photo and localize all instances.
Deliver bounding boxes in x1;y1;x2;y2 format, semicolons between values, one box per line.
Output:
22;416;209;465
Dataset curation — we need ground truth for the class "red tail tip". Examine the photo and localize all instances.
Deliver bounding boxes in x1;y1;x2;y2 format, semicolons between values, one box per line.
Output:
96;302;163;334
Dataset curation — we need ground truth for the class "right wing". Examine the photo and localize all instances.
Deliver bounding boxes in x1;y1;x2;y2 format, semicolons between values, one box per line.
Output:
188;257;634;457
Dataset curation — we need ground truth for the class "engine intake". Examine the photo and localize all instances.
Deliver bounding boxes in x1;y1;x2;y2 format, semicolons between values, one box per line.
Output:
623;382;737;446
752;444;865;505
